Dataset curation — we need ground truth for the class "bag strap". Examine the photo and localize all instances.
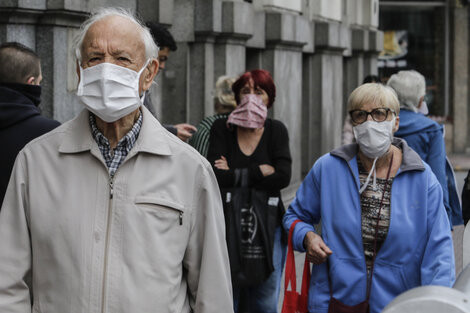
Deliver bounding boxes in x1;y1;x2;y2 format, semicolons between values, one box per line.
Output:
285;220;310;296
233;168;250;187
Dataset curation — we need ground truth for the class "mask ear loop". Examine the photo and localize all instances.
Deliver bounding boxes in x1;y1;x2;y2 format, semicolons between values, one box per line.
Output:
77;64;86;95
359;157;379;194
372;164;377;191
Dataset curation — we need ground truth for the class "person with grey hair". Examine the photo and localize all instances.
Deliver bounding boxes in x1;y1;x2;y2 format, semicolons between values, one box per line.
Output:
387;70;426;112
387;70;458;227
0;7;233;313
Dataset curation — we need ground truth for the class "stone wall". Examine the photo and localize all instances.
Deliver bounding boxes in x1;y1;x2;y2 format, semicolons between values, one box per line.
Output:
0;0;383;202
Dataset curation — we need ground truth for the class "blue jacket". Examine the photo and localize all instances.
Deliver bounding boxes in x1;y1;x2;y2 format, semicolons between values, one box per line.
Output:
394;109;454;223
283;138;455;313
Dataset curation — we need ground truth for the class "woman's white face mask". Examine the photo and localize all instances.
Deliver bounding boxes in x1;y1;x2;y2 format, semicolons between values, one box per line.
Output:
353;117;395;159
77;60;150;122
353;117;396;194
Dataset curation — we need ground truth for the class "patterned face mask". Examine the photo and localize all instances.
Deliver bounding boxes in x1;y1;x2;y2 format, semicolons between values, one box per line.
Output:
227;94;267;129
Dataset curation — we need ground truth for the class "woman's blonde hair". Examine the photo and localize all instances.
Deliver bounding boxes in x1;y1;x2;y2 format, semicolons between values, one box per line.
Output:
214;75;237;108
347;83;400;114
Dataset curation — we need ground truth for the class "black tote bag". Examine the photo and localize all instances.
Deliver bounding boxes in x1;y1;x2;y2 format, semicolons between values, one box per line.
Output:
222;168;278;287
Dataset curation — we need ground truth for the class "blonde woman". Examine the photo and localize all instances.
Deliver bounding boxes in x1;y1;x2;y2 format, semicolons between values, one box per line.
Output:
189;75;237;157
284;83;454;313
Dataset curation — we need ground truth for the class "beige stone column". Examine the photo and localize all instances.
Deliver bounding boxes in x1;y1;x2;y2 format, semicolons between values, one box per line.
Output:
451;3;469;153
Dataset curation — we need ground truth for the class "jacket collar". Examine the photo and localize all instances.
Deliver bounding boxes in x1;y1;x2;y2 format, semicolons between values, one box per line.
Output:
59;106;172;156
330;137;425;173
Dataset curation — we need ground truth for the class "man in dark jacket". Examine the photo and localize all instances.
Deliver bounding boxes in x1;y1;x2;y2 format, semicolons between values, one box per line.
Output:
0;42;60;205
143;22;196;141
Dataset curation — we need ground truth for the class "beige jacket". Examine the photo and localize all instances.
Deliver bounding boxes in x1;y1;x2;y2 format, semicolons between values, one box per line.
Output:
0;107;233;313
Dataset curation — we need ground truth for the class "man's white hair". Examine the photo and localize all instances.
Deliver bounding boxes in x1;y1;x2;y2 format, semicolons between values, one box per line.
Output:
73;7;159;63
386;70;426;112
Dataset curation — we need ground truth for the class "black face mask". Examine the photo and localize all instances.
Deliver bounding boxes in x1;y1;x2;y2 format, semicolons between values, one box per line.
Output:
1;82;42;106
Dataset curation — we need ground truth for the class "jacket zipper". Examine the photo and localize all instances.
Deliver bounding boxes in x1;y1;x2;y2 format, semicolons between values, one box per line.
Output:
345;160;374;283
101;174;114;313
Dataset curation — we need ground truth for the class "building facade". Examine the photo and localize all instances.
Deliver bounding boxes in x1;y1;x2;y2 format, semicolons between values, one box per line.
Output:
1;0;384;200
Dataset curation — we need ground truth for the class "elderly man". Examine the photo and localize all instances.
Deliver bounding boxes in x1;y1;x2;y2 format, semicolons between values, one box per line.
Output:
0;7;233;313
388;70;463;227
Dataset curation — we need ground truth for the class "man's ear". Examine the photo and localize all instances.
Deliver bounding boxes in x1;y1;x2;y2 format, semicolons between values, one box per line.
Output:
26;77;36;85
76;61;81;84
142;58;159;92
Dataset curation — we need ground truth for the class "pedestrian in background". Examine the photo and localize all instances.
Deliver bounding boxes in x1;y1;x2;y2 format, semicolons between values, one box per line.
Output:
0;7;233;313
0;42;60;205
189;75;237;157
144;21;196;141
208;69;292;312
388;70;463;227
284;83;454;313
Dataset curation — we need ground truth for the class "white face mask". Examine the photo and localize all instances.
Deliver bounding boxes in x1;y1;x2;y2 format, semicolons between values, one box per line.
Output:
353;117;395;159
77;60;149;123
418;100;429;115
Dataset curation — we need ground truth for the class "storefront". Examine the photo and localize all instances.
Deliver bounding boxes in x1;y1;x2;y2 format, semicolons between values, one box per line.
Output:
379;0;469;153
379;0;448;116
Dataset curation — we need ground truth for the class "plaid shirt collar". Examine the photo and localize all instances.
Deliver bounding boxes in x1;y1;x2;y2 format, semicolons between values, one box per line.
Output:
89;112;143;176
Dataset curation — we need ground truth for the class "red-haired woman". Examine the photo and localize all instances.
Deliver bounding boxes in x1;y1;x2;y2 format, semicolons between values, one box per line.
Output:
208;69;292;312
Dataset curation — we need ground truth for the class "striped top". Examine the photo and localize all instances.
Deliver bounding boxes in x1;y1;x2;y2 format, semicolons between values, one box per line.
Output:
189;113;229;157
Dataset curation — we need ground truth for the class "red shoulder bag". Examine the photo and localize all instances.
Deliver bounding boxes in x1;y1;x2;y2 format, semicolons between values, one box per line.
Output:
282;219;311;313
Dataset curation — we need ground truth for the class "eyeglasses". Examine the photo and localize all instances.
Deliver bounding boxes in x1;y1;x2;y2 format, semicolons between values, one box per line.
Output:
349;108;395;124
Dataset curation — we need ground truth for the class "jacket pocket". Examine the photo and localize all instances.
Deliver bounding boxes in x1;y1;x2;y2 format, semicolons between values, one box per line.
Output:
374;260;417;296
329;257;367;305
135;196;185;226
309;262;330;311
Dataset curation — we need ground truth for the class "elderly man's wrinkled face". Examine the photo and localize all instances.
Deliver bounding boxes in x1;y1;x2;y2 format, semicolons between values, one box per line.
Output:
79;16;157;93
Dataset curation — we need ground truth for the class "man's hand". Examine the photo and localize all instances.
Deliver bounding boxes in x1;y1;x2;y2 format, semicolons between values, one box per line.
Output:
259;164;275;176
214;156;229;170
174;123;197;141
304;231;332;265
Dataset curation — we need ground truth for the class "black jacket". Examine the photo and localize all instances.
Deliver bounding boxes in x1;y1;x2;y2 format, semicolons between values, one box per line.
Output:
0;83;60;205
463;170;470;225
